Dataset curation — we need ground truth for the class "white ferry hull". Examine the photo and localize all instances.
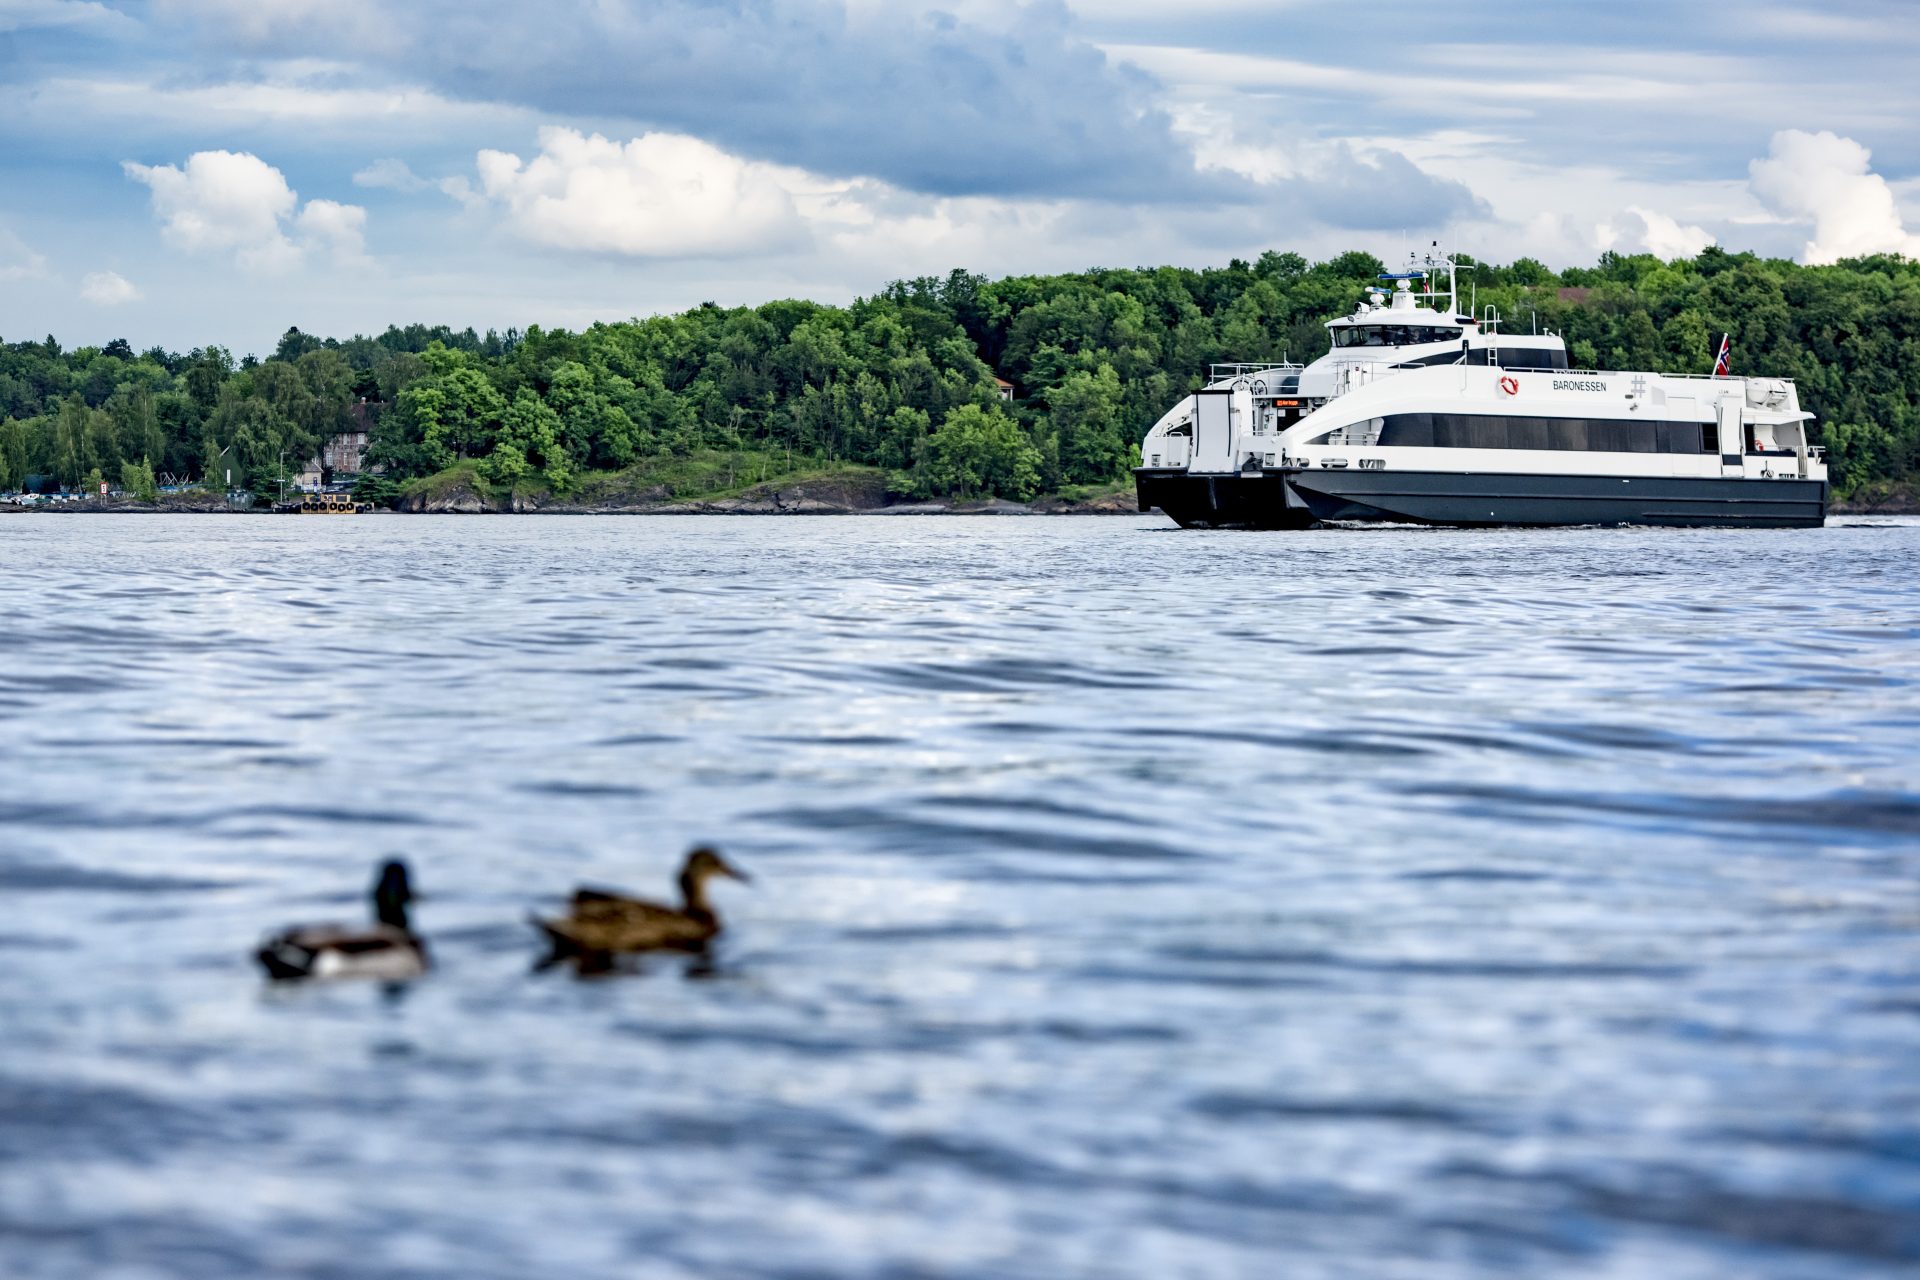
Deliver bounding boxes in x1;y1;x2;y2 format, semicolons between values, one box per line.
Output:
1135;467;1828;529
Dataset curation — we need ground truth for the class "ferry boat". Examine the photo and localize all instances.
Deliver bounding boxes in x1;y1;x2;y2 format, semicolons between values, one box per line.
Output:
1133;250;1827;528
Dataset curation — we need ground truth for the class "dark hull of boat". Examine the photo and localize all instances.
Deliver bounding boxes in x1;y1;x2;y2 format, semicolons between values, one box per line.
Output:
1131;468;1317;530
1134;468;1828;529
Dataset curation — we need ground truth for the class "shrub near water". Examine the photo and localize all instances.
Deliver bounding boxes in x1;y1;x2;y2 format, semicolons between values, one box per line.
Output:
120;458;157;503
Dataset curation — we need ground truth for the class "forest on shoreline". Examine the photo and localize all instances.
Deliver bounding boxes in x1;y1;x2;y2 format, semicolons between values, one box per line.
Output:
3;247;1917;505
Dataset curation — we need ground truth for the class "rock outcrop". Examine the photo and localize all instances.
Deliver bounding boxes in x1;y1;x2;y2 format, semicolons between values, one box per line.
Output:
396;483;489;514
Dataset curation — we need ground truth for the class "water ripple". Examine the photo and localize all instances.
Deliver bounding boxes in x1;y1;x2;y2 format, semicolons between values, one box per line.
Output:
2;515;1918;1280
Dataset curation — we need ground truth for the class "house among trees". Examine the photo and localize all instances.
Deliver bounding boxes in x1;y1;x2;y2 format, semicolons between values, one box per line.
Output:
994;377;1014;402
292;400;376;488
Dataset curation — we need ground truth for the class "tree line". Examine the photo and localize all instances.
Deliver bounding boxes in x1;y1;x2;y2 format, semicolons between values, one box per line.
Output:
3;247;1916;501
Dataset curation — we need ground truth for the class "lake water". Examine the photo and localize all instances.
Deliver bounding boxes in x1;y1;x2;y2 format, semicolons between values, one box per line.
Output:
2;513;1918;1279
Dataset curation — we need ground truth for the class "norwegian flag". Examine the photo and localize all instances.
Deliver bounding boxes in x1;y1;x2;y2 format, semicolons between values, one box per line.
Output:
1712;333;1731;377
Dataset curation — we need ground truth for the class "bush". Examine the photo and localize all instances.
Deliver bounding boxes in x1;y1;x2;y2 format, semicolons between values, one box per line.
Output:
120;457;158;503
908;404;1042;501
350;472;405;508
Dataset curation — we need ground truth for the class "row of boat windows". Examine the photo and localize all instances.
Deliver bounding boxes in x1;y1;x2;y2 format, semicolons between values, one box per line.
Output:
1364;414;1721;454
1332;325;1459;348
1396;347;1571;371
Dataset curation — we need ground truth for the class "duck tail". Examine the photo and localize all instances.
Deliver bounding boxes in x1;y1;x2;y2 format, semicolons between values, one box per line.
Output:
256;936;313;981
529;913;583;956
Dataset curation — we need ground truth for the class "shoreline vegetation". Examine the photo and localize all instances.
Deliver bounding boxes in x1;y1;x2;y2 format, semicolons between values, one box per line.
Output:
10;483;1912;515
7;455;1144;515
383;454;1139;515
5;247;1919;515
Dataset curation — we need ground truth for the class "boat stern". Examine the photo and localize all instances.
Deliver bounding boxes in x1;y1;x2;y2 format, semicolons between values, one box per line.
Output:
1133;467;1316;530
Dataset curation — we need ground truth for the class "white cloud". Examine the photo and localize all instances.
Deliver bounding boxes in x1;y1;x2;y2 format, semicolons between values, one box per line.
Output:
7;72;533;151
79;269;139;304
1106;43;1764;116
124;150;298;270
0;0;133;34
1748;6;1886;42
352;157;483;209
294;198;367;258
123;149;368;272
1599;206;1715;259
353;157;429;191
0;225;49;281
1748;129;1920;264
473;128;806;258
1173;103;1484;229
150;0;385;46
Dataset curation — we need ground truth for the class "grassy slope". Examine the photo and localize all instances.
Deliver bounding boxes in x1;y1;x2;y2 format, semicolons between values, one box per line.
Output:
562;450;884;504
396;450;1135;510
397;451;887;509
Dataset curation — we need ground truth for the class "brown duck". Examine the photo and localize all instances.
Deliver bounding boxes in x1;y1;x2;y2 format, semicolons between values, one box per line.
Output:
533;847;749;957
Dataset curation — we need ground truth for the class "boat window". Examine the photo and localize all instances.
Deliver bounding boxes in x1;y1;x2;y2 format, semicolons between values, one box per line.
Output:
1375;413;1719;453
1496;347;1570;371
1336;323;1460;348
1701;423;1717;453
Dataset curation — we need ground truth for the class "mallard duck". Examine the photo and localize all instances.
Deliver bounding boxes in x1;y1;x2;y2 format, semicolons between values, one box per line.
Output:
256;860;429;981
533;847;749;957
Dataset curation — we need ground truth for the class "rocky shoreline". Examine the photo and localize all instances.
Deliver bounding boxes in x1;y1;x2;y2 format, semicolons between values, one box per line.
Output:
15;476;1914;517
1831;483;1920;516
11;476;1146;517
391;471;1143;516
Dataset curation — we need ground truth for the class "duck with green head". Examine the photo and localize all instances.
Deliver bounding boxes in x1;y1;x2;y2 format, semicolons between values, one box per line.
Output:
533;847;750;958
256;860;429;981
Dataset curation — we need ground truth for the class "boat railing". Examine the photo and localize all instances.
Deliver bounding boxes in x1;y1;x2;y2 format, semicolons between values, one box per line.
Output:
1328;360;1397;398
1209;361;1301;382
1554;368;1798;385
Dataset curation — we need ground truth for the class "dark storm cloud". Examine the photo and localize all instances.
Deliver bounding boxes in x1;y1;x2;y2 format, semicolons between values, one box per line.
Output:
1295;144;1487;230
166;0;1249;204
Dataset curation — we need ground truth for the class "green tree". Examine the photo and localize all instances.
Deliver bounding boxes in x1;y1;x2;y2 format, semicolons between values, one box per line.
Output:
486;389;574;490
0;418;26;491
121;457;158;503
52;395;88;488
877;406;928;471
913;404;1041;500
1047;363;1130;484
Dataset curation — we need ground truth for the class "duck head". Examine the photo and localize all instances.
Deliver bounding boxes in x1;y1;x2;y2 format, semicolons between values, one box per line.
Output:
678;847;749;914
373;859;416;930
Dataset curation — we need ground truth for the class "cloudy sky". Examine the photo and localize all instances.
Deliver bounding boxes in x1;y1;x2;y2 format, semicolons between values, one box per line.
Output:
4;0;1919;354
